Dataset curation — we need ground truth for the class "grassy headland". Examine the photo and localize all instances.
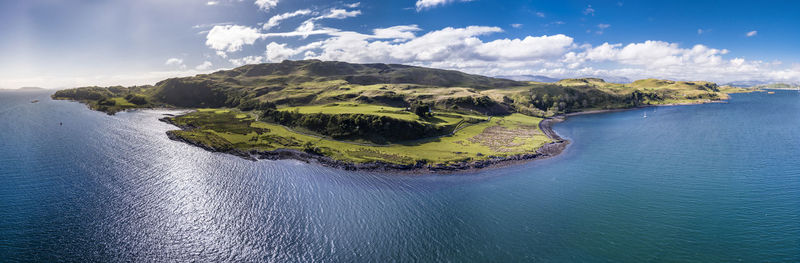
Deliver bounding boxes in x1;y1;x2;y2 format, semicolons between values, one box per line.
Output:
52;60;750;171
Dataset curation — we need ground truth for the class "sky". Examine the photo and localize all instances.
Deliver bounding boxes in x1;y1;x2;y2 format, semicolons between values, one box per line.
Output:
2;0;800;89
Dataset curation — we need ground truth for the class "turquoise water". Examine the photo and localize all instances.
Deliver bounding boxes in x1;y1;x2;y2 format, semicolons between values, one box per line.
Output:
1;90;798;261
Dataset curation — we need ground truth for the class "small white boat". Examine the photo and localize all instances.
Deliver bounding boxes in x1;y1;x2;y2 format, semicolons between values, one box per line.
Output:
643;112;647;118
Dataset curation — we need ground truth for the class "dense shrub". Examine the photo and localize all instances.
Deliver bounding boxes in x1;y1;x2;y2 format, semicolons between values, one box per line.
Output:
125;94;148;105
261;110;448;143
52;87;113;101
98;98;116;106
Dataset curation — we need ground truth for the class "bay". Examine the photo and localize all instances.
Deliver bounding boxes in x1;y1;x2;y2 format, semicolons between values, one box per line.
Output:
1;90;798;261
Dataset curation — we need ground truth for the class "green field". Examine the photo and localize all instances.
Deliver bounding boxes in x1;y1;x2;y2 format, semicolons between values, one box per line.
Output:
167;109;550;165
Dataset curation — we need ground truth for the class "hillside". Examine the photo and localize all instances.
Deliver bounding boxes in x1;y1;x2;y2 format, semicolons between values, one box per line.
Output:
51;60;749;170
52;59;743;116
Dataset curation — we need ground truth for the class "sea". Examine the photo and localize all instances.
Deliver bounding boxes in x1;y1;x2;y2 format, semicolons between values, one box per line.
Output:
1;89;798;262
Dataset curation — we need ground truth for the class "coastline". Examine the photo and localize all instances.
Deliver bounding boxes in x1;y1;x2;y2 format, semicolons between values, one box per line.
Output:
159;116;569;174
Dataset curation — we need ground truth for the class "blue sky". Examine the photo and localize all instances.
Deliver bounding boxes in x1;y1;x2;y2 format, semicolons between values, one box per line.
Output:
1;0;799;88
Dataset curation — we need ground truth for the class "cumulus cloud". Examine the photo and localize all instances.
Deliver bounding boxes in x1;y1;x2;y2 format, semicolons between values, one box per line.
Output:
165;58;187;69
205;25;263;53
746;30;758;37
263;9;312;30
572;41;729;68
195;61;214;70
301;26;506;63
164;58;183;66
415;0;472;11
345;2;360;8
257;26;573;71
549;40;790;82
265;41;323;62
474;35;574;60
255;0;279;11
511;23;522;28
229;55;266;66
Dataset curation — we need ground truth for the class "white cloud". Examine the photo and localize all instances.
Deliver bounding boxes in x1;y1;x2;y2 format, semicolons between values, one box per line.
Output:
263;9;312;30
195;61;214;70
746;30;757;37
165;58;187;69
575;41;729;68
206;1;219;6
511;23;522;28
265;41;322;62
372;25;421;39
415;0;472;11
229;55;266;66
306;26;505;63
265;42;297;62
345;2;360;8
206;5;363;57
165;58;184;66
315;8;361;20
255;0;279;11
271;26;571;69
535;12;545;18
205;25;263;53
475;35;574;60
550;40;780;82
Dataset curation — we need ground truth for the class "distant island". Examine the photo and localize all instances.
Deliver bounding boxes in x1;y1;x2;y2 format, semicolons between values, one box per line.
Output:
751;83;800;90
1;87;45;91
52;60;751;172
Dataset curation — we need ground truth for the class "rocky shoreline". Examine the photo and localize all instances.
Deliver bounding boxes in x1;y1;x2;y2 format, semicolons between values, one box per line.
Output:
159;116;570;174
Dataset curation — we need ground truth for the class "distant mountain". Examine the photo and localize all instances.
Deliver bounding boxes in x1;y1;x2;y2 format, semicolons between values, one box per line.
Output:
495;74;633;84
575;75;632;84
222;60;526;89
0;87;45;91
494;75;560;83
723;80;772;87
751;83;800;89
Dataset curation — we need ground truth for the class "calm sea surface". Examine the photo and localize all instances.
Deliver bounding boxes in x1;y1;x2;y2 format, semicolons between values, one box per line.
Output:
1;90;798;262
